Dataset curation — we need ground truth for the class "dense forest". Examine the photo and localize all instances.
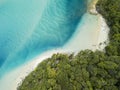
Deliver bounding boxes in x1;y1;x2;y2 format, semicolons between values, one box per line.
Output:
18;0;120;90
96;0;120;56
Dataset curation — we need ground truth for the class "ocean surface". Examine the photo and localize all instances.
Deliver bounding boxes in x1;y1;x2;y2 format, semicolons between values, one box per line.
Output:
0;0;87;78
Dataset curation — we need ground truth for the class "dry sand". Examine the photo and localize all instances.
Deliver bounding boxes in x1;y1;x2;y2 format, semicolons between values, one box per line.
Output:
0;0;109;90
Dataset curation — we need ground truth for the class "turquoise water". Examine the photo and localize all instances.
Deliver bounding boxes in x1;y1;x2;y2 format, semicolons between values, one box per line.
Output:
0;0;87;78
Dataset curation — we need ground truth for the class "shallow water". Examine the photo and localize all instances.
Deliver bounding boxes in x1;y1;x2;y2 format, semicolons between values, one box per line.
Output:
0;0;87;78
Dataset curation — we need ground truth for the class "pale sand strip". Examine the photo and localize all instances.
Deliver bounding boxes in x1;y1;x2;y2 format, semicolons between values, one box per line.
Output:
87;0;109;50
0;1;109;90
88;0;98;15
97;15;109;50
0;49;66;90
0;14;109;90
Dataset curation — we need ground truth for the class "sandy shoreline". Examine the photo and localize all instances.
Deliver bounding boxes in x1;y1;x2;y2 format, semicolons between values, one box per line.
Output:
0;15;109;90
0;1;109;90
88;0;98;15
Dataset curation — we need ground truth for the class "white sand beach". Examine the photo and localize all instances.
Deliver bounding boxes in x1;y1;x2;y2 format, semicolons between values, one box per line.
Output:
0;1;109;90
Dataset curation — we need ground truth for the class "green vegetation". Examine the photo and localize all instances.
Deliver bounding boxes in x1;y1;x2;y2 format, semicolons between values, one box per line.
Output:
18;0;120;90
18;51;120;90
96;0;120;56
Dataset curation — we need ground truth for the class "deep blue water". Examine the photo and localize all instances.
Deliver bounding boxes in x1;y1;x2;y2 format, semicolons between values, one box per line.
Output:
0;0;87;78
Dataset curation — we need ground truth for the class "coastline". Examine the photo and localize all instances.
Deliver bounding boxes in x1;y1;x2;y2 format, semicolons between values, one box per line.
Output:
0;0;110;90
97;15;109;50
88;0;98;15
87;0;109;50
